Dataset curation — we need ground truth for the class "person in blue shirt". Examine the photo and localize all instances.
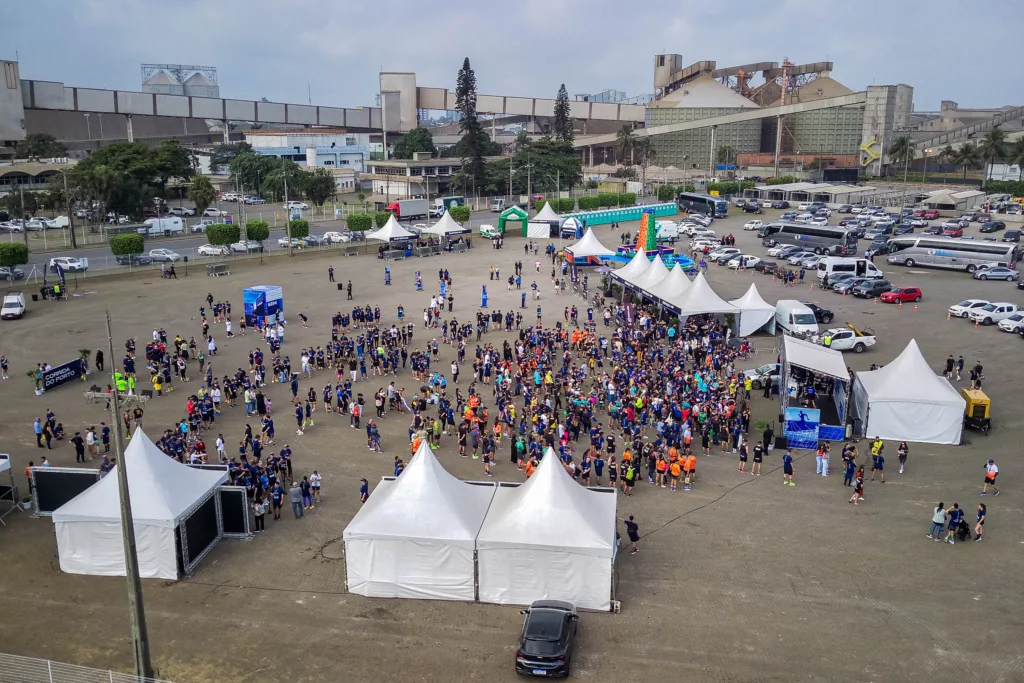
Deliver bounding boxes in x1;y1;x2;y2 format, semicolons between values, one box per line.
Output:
944;503;964;544
269;482;284;520
870;451;886;483
359;478;369;503
782;449;795;486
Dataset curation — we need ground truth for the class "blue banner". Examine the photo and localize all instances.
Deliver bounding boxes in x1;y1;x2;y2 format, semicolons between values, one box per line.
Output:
784;407;820;450
43;358;85;391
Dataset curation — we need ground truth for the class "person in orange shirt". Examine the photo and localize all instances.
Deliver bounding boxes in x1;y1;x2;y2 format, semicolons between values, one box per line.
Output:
524;455;538;478
669;460;682;491
411;434;422;455
684;454;697;490
655;455;668;488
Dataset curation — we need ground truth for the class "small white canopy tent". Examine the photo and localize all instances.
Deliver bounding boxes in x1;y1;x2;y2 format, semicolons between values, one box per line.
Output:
646;264;692;303
564;227;614;261
629;254;671;296
52;428;227;580
476;449;617;610
344;442;495;600
731;283;777;335
852;339;966;445
420;211;470;237
366;214;416;242
663;272;738;317
534;203;562;222
611;248;649;283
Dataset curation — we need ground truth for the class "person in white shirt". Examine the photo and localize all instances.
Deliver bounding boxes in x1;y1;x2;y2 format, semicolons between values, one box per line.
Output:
211;386;221;413
207;336;217;356
85;429;97;459
981;460;1000;496
310;470;322;503
225;319;233;338
215;435;226;462
276;322;285;342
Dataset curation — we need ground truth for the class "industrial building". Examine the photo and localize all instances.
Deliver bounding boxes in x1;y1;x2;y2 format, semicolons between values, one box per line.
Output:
244;128;375;172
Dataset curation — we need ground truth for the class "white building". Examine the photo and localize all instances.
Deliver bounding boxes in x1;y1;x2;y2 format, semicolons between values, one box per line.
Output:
245;128;373;172
987;163;1023;182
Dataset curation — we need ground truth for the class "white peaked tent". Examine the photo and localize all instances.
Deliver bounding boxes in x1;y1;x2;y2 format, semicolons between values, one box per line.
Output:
565;227;614;260
534;203;562;222
611;247;648;283
663;272;738;317
730;283;777;335
629;254;670;295
366;214;416;242
476;449;617;610
852;339;966;445
344;442;495;600
647;264;692;302
420;211;470;237
52;428;227;580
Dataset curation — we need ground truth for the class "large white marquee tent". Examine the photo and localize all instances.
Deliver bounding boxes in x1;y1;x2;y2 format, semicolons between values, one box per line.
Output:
476;449;618;610
533;203;563;222
344;442;495;601
730;283;777;336
852;339;966;445
52;429;227;580
564;227;615;262
366;215;416;242
420;211;470;237
662;272;737;317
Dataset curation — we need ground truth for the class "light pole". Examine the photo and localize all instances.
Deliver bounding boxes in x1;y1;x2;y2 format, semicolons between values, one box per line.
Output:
708;125;718;182
284;169;293;257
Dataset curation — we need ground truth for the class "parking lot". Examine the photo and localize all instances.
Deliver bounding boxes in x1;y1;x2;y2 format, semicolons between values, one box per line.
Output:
0;208;1021;683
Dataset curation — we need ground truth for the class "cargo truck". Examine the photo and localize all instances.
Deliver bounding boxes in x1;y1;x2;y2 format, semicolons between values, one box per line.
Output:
386;198;428;220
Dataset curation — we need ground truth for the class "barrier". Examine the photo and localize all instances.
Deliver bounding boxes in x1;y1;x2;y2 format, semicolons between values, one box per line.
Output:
0;652;178;683
206;262;230;277
343;244;361;257
562;202;678;228
30;466;101;516
383;249;407;261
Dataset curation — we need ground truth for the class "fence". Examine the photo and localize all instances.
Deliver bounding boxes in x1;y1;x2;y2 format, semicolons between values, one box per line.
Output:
0;652;177;683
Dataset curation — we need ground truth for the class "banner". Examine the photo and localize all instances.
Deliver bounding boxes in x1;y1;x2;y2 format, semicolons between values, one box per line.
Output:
43;359;85;391
784;407;820;450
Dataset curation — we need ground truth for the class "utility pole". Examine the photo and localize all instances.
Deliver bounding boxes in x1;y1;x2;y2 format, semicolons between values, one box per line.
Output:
63;171;78;250
774;115;783;178
284;170;293;257
105;311;154;681
709;125;718;182
20;186;28;248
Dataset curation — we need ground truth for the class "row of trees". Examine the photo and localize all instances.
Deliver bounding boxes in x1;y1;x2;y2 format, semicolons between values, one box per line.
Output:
888;126;1024;181
227;148;337;206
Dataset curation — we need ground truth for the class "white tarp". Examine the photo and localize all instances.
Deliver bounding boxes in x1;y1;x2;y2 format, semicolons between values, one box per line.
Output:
565;227;614;258
646;264;692;302
52;428;226;580
476;448;617;610
662;272;737;316
534;203;562;222
611;248;648;283
420;211;470;236
344;442;495;601
527;221;551;238
852;339;965;445
629;254;670;295
731;283;777;336
366;214;416;242
782;335;848;379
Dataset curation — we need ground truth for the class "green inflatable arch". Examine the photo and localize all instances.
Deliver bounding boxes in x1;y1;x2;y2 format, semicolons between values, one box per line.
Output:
497;205;529;236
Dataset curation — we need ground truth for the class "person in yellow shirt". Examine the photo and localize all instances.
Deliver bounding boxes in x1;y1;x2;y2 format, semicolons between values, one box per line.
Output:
151;374;162;397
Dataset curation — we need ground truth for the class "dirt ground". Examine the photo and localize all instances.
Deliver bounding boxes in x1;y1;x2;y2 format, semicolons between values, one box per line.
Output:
0;215;1022;683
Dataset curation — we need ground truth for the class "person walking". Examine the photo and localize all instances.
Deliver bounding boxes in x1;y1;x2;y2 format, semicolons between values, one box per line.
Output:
252;496;266;532
974;503;986;542
289;480;304;519
328;266;335;283
300;476;314;510
981;459;999;496
849;470;864;505
359;477;369;503
782;449;795;486
270;481;284;520
870;444;886;483
897;441;909;474
943;503;964;544
624;515;640;555
928;502;946;540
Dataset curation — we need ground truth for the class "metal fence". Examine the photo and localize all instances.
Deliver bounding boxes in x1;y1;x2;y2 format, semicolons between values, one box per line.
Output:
0;652;176;683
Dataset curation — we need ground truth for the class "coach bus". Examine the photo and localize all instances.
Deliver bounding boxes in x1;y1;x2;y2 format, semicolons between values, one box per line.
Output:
881;236;1019;272
678;191;729;218
759;222;858;255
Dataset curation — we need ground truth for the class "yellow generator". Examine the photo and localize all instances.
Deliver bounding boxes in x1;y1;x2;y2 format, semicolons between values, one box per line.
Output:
961;388;991;434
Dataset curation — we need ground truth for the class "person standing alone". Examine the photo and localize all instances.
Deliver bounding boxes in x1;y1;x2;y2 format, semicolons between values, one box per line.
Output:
624;515;640;554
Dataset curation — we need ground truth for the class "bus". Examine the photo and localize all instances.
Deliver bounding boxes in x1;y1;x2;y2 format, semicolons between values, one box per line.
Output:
759;222;858;255
880;236;1019;272
678;191;729;218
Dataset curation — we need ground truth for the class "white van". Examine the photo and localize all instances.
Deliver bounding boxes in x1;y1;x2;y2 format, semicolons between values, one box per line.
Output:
139;217;184;235
775;300;820;335
816;257;883;281
490;198;506;212
655;221;680;243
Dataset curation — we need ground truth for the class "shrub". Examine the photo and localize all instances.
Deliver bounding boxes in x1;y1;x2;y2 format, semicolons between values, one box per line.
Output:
556;198;576;213
346;213;373;231
287;219;309;239
206;223;239;246
374;210;393;228
767;175;797;186
245;219;270;242
585;180;599;189
448;205;471;222
984;180;1024;196
109;233;144;256
534;199;548;212
597;192;617;207
0;243;29;267
618;192;636;206
656;185;676;202
683;184;696;193
578;196;600;211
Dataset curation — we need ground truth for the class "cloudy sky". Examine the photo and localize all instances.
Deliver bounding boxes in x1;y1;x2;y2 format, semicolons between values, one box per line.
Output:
4;0;1019;112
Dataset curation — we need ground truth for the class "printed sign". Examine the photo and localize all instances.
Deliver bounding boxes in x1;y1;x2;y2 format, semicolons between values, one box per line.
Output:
784;407;820;450
43;359;85;391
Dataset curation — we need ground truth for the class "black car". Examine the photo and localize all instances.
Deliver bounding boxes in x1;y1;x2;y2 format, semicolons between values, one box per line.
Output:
893;223;915;235
0;267;25;280
1017;281;1024;290
516;601;578;677
755;260;778;274
847;226;866;239
923;224;944;235
771;200;790;209
979;220;1006;233
837;204;853;213
115;254;154;266
802;302;835;324
851;279;893;298
1002;230;1021;242
742;203;763;214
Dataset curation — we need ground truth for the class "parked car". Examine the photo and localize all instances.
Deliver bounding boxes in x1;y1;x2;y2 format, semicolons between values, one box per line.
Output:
979;220;1006;233
801;302;835;324
761;200;773;208
893;223;915;235
230;240;265;253
243;196;266;205
851;279;893;298
190;219;217;233
771;200;790;209
837;204;853;213
774;246;805;260
284;201;309;210
148;248;182;262
766;244;796;257
851;205;866;213
1002;229;1021;242
968;302;1022;325
204;207;228;218
197;243;229;256
948;299;989;318
515;601;579;678
820;326;877;353
742;363;780;390
302;235;325;247
729;255;760;270
115;254;154;266
780;211;798;221
278;237;303;248
973;266;1019;282
743;219;763;231
787;251;816;265
834;276;873;294
923;223;944;235
997;312;1024;333
48;257;88;273
879;286;923;303
921;209;940;220
0;267;26;280
168;206;195;217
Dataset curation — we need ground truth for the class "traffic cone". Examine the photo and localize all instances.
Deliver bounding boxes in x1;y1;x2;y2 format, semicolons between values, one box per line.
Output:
974;319;979;328
914;304;919;312
898;300;902;309
947;312;951;320
874;297;877;305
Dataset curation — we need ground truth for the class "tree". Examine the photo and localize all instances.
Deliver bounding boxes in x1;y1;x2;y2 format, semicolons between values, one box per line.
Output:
616;125;636;165
16;134;66;161
716;144;738;166
978;125;1008;180
151;139;195;195
374;210;393;228
1006;138;1024;180
209;142;252;170
346;213;373;231
939;145;957;182
245;219;270;243
448;205;470;223
393;128;438;159
954;142;982;180
888;135;914;176
305;167;336;207
287;219;309;240
109;233;145;257
262;160;306;201
230;150;279;195
0;243;29;268
206;223;240;246
455;58;488;193
188;175;216;216
553;84;573;143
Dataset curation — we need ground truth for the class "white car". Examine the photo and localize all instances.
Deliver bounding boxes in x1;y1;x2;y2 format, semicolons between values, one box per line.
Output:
948;299;989;319
190;219;217;233
743;220;763;231
278;237;303;248
48;256;88;273
766;243;795;257
797;203;812;211
690;227;717;239
800;255;823;269
230;240;264;253
204;207;228;218
148;248;182;262
708;247;740;260
787;251;816;265
968;302;1021;325
762;200;773;208
222;193;240;202
728;255;760;269
197;244;229;257
323;231;350;244
168;207;195;217
810;216;829;226
820;328;877;353
691;238;721;252
997;312;1024;333
284;201;309;211
795;213;814;223
689;214;713;227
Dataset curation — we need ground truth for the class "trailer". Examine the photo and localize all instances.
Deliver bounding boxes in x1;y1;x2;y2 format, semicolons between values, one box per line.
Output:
387;198;428;220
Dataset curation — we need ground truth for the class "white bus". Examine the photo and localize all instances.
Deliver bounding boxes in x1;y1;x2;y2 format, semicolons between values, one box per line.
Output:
760;222;859;256
881;236;1019;272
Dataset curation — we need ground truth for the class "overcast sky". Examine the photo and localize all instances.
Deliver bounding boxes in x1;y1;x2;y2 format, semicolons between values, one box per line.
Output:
4;0;1019;112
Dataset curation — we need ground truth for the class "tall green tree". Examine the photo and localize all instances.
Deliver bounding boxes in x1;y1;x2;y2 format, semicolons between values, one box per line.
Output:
188;175;216;216
716;144;737;166
230;150;280;195
887;135;915;185
305;167;337;206
209;141;252;170
16;133;67;160
978;125;1008;180
262;160;306;201
939;144;957;183
1006;138;1024;180
553;84;573;143
393;128;437;159
954;141;982;180
455;58;488;193
615;125;636;165
151;139;195;195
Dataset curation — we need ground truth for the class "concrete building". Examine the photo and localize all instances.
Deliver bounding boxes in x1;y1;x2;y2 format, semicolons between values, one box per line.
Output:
0;60;27;155
245;128;372;172
363;154;463;198
0;158;75;197
860;84;914;176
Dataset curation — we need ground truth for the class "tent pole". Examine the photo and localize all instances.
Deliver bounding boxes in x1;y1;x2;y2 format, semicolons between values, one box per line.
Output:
105;311;154;680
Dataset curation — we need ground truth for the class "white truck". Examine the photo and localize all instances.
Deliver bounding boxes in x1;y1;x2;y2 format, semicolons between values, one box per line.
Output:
138;217;184;236
1;291;25;320
386;198;428;220
490;198;506;212
819;326;877;353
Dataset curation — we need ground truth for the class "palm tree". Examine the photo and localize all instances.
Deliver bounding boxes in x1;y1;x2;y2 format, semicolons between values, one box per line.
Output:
888;135;915;178
635;137;656;186
978;125;1008;180
939;145;956;183
954;141;982;180
1006;138;1024;180
615;125;636;166
716;144;737;167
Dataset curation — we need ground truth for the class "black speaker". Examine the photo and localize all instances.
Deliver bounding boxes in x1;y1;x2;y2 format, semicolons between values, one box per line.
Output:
337;283;344;291
774;436;789;450
183;255;189;263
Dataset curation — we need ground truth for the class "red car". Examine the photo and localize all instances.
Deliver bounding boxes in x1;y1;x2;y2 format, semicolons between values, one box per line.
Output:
879;286;923;303
922;209;939;220
913;209;927;217
943;226;964;237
